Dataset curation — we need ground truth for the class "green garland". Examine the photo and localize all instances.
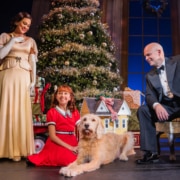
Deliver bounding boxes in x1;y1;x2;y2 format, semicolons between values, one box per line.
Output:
143;0;168;17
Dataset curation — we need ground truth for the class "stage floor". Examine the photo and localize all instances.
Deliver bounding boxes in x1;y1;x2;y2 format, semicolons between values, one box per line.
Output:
0;148;180;180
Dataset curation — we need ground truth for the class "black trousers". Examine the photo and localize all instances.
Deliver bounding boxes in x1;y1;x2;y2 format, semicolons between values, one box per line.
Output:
137;96;180;152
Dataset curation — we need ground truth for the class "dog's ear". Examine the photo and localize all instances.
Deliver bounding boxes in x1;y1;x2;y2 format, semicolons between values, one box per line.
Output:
77;117;84;139
96;116;104;139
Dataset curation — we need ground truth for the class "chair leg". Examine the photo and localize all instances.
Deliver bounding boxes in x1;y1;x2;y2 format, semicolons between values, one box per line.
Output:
167;133;176;161
156;132;163;155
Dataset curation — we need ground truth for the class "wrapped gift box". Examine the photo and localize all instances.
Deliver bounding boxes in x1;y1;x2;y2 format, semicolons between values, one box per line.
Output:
32;103;42;114
133;131;140;148
122;87;143;109
33;114;47;126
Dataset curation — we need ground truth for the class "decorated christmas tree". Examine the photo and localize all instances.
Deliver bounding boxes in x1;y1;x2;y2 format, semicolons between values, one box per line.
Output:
37;0;123;111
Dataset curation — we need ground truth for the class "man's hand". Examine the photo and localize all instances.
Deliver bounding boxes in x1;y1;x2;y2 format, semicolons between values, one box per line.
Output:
154;103;169;121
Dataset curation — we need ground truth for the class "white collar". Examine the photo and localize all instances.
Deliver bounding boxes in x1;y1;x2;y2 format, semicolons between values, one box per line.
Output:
157;61;165;69
55;106;72;118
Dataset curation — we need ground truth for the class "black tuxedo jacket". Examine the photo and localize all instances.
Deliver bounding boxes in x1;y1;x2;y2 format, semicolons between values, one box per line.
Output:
145;55;180;107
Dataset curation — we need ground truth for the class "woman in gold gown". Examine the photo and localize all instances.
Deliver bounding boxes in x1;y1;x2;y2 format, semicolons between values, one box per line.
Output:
0;12;37;161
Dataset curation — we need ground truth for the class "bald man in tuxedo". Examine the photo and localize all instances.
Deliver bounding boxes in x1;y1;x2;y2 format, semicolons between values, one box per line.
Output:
136;42;180;164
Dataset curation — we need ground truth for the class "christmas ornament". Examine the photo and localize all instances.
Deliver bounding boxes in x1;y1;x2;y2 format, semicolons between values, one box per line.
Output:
92;80;97;86
64;60;70;66
79;33;85;40
90;12;95;17
101;42;107;47
87;31;93;36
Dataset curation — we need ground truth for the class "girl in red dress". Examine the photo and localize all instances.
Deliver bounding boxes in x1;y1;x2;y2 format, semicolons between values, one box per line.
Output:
26;85;80;166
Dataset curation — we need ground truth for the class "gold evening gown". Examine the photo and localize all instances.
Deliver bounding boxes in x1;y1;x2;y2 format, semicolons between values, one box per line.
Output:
0;33;37;159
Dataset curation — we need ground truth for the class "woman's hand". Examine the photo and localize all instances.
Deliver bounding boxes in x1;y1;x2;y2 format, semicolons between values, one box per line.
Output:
11;36;25;43
29;54;36;96
29;82;35;97
0;37;25;60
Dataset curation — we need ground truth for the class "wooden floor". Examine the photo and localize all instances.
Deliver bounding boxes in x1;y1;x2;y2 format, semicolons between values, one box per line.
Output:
1;148;180;180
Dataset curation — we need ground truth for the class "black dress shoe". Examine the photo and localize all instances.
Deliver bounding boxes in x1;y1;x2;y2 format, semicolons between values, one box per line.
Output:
26;158;35;167
136;152;159;164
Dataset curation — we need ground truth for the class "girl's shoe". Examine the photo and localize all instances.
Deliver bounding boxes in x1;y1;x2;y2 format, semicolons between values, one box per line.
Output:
26;158;35;166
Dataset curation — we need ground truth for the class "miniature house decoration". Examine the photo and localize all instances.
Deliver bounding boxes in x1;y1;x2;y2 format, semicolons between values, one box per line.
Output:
80;97;131;134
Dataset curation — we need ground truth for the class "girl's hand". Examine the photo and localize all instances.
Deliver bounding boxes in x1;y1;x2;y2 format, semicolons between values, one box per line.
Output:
70;146;78;154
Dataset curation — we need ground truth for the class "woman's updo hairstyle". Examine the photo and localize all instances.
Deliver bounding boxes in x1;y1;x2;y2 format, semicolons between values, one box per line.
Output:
9;12;32;32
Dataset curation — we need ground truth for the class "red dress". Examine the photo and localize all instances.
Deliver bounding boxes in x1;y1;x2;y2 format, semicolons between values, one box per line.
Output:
27;106;80;166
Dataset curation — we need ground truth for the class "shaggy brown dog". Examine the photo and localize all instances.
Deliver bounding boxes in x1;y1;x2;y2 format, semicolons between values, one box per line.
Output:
59;114;135;177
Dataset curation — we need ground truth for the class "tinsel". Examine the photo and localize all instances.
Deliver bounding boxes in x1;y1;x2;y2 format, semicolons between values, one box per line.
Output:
39;42;116;63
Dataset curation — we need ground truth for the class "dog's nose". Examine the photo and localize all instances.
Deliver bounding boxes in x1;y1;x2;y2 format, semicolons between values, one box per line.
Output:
84;124;89;129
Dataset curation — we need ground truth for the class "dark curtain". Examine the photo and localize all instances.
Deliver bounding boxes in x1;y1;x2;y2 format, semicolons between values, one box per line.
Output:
171;0;180;54
29;0;50;40
100;0;129;89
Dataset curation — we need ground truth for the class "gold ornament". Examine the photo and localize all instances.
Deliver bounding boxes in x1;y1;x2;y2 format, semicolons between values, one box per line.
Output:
52;58;57;64
79;33;85;40
56;39;61;44
87;31;93;36
101;42;107;47
93;80;97;86
64;60;70;66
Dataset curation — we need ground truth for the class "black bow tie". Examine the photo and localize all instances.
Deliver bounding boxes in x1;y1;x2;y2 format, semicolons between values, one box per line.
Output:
157;65;164;74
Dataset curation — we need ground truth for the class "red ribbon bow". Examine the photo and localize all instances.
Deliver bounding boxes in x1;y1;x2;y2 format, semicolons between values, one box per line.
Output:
40;83;51;112
100;96;118;121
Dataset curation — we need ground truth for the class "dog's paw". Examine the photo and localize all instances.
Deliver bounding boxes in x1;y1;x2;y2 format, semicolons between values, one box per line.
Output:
59;167;83;177
59;167;68;175
119;153;128;161
169;154;176;161
128;149;136;155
